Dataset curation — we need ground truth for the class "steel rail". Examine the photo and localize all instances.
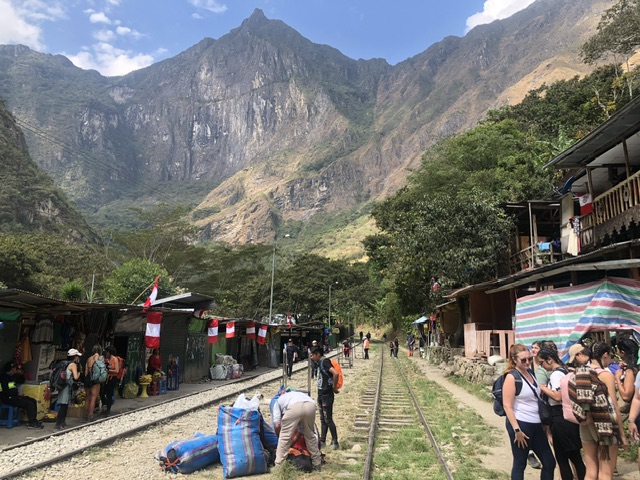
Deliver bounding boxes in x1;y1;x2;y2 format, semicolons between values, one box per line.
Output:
394;359;455;480
362;348;383;480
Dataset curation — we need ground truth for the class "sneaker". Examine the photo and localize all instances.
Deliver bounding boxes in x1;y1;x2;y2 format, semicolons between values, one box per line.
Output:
527;452;541;469
28;422;44;430
54;424;65;431
330;442;339;450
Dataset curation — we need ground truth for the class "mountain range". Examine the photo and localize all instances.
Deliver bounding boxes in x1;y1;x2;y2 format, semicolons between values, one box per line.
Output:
0;0;611;258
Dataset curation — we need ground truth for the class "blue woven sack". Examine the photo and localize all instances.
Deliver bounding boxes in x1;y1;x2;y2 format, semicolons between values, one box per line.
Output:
217;406;269;478
158;432;220;474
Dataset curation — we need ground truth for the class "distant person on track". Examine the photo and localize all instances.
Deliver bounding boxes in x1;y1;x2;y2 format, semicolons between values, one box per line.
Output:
310;340;319;379
389;340;395;357
363;336;370;359
393;337;399;358
272;390;321;471
419;335;426;359
310;347;339;450
382;333;387;343
0;360;43;429
502;343;556;480
286;339;299;379
407;333;415;357
55;349;82;430
359;331;363;342
342;339;351;358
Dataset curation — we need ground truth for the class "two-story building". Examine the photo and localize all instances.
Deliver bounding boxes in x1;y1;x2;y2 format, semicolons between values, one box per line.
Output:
440;95;640;360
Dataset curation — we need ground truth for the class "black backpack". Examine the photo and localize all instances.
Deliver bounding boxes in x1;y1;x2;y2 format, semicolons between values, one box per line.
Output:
492;370;523;416
50;360;71;391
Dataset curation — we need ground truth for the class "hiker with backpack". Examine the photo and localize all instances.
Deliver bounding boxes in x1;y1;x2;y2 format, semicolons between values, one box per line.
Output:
575;342;628;480
100;345;120;416
537;347;585;480
84;344;107;421
54;348;82;430
309;347;340;450
501;343;556;480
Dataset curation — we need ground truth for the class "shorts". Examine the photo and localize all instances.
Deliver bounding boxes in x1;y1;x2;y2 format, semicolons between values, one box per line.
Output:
579;422;618;445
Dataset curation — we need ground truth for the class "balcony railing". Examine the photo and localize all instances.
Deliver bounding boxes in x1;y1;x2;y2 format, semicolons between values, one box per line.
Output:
509;243;563;273
580;169;640;248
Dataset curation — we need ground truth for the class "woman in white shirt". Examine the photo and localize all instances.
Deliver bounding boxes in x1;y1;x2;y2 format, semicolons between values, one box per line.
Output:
503;343;556;480
538;347;585;480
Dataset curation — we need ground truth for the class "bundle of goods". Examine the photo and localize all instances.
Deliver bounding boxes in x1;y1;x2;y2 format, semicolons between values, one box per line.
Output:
215;354;236;365
122;382;139;399
217;405;270;478
210;365;228;380
138;374;153;384
158;433;220;474
231;364;244;379
152;371;165;381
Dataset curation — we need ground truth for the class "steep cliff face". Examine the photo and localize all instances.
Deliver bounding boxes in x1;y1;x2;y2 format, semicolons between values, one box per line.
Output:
0;0;611;252
0;98;99;242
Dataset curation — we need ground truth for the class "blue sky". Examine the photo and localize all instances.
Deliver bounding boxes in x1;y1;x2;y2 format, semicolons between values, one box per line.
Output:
0;0;536;76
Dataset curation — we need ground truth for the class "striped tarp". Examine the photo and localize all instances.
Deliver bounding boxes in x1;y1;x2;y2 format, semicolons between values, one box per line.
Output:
515;277;640;361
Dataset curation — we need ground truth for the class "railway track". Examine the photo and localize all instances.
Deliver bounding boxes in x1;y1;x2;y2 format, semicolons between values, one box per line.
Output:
0;359;317;479
360;353;455;480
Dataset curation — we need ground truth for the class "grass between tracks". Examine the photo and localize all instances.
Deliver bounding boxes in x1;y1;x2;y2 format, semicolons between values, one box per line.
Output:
390;358;505;480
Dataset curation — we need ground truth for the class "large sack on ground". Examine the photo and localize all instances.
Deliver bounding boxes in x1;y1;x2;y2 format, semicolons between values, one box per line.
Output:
158;432;220;474
217;406;269;478
210;365;227;380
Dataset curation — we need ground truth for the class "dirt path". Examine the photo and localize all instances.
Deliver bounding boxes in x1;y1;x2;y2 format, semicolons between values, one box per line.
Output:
407;354;640;479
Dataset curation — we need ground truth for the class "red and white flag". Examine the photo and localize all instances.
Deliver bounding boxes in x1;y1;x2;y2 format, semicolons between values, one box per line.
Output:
257;325;268;345
208;318;219;344
578;193;593;215
145;311;162;348
143;275;161;309
286;311;292;328
225;321;235;338
246;322;256;339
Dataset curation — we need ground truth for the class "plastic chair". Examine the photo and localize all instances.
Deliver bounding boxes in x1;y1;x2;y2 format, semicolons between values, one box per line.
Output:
0;404;21;429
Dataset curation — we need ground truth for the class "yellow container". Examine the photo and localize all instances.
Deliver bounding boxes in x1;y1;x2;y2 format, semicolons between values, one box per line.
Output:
21;382;51;421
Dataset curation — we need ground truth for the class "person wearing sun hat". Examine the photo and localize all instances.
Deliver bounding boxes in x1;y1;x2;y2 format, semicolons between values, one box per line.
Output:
54;348;82;430
567;343;589;367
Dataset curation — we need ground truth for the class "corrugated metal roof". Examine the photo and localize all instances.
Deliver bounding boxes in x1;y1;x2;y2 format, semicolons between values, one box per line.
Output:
0;289;127;313
544;96;640;170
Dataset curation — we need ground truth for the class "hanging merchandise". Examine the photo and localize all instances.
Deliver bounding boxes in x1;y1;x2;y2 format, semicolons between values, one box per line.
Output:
208;318;219;344
246;322;256;340
225;321;235;338
32;318;54;343
257;325;268;345
145;311;162;349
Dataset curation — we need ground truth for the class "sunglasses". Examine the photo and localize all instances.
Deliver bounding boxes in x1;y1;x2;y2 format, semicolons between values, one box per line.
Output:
519;357;532;364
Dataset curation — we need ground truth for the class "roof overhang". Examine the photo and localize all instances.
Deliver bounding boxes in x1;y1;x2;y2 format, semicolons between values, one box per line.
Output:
147;292;214;310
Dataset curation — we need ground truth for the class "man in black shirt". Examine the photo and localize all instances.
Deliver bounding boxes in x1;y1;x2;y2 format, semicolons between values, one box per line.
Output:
0;361;43;429
310;347;339;450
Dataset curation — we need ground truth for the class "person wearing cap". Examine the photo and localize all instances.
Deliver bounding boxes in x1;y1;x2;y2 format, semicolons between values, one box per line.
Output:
0;360;42;429
55;349;82;430
285;339;299;379
567;343;589;368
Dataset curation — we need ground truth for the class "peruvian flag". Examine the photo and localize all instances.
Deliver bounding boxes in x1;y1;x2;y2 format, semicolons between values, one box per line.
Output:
225;321;235;338
145;311;162;348
578;193;593;215
246;322;256;339
143;275;161;309
287;312;292;328
257;325;268;345
208;318;219;344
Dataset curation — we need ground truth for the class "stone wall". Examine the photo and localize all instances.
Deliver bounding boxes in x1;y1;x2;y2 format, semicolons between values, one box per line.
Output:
428;347;506;386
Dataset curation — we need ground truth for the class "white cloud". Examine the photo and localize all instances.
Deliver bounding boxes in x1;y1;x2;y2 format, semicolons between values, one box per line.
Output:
188;0;227;14
88;11;112;24
67;42;154;76
94;29;115;42
192;12;204;20
116;26;144;39
466;0;536;32
0;0;66;50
